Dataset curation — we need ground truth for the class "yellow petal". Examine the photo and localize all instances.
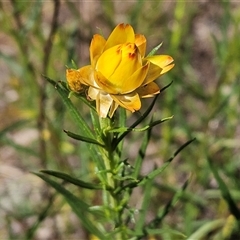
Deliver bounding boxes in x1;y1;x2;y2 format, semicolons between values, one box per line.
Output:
145;55;174;76
159;63;175;75
118;62;149;94
109;43;142;82
90;34;106;67
109;101;119;118
111;92;141;112
137;82;160;98
96;44;122;80
104;23;135;51
95;62;148;95
88;86;99;100
135;34;146;57
94;71;115;93
96;43;144;94
66;68;83;93
96;92;113;118
78;65;98;87
145;55;174;69
142;62;162;85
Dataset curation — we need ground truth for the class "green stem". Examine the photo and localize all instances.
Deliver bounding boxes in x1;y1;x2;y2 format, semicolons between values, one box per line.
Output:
99;117;126;238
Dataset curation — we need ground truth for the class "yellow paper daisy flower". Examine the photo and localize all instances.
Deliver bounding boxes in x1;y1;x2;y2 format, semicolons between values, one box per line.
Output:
66;23;174;118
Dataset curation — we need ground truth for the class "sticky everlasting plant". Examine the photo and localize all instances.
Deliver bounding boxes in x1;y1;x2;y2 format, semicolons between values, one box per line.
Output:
66;23;174;118
36;23;193;239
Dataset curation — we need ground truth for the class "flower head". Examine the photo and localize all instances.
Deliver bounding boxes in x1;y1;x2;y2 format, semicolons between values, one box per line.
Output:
66;23;174;118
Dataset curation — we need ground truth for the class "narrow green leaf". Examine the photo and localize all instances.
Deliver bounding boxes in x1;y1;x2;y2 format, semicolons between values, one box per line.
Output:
113;175;137;182
136;179;189;239
72;92;97;111
90;108;101;136
154;183;207;206
133;119;153;179
134;179;154;236
139;138;195;186
148;178;189;228
112;81;173;150
207;156;240;220
205;189;240;201
187;219;224;240
145;228;186;238
44;76;105;170
208;81;236;121
33;172;106;239
173;138;196;156
58;80;70;91
146;117;173;130
88;205;110;222
57;80;96;111
115;108;127;158
64;130;105;147
116;138;195;194
40;170;103;190
71;59;78;69
160;81;173;93
147;42;163;57
112;95;159;150
108;116;173;133
44;76;94;138
108;126;130;134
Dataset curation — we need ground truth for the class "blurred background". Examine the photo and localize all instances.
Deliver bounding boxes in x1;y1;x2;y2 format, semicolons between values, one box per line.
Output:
0;1;240;239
